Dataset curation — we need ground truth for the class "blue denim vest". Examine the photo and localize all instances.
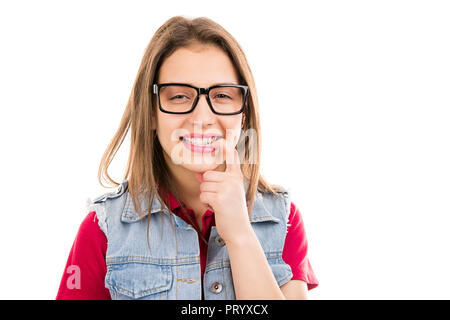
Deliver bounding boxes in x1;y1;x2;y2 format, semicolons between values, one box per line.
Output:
86;179;293;300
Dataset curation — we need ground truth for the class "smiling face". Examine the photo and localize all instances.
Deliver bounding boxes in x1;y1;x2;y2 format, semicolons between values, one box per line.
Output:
155;43;244;174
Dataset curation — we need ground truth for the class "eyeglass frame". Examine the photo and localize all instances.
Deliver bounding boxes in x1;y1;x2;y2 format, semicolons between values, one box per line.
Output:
152;83;249;115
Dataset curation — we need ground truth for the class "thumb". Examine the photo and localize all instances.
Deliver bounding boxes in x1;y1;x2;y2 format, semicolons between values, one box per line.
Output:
224;138;240;173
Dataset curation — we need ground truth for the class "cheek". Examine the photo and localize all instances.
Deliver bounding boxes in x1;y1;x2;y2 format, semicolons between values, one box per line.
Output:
221;118;242;144
156;114;183;149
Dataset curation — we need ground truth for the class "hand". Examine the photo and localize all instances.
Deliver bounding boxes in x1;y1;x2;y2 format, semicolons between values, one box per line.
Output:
196;138;252;244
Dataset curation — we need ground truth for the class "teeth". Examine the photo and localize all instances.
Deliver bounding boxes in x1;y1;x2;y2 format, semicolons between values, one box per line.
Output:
183;136;218;146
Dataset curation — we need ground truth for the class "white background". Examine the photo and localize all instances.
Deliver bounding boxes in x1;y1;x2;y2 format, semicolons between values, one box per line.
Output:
0;0;449;299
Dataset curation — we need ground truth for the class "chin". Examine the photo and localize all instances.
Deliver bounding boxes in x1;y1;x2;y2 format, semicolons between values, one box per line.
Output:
179;160;223;173
164;143;226;172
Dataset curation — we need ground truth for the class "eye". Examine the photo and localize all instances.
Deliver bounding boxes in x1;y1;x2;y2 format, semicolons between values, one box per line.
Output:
214;93;232;100
170;94;190;100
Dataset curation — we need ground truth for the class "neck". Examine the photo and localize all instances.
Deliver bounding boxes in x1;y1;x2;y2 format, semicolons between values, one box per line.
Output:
163;152;226;209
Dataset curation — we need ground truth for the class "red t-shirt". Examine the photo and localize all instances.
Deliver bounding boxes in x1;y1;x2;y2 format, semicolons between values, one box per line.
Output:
56;190;318;300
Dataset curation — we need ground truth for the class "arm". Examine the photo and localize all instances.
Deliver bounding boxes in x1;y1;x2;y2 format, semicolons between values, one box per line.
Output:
226;228;287;300
56;211;111;300
199;142;316;299
227;201;317;300
280;280;308;299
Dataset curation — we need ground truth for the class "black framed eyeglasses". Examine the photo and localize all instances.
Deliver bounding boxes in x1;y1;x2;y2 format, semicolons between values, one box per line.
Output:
152;83;249;115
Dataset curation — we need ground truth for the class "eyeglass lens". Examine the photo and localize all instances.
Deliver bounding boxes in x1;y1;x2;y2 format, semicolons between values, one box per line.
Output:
159;85;244;114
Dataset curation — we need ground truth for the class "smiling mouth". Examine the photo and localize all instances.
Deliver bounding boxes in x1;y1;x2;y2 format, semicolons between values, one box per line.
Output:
179;135;222;146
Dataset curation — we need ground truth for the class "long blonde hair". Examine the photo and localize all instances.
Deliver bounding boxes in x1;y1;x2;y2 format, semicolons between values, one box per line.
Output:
98;15;284;224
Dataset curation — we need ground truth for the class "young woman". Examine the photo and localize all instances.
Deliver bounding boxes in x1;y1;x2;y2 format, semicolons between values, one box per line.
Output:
57;15;318;300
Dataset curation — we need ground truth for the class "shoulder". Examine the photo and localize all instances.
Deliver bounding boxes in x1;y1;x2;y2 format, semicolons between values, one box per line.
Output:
78;211;102;237
251;187;292;227
72;210;107;256
258;185;290;202
88;182;128;205
76;211;106;241
288;201;303;224
276;187;291;215
264;187;302;226
85;181;129;235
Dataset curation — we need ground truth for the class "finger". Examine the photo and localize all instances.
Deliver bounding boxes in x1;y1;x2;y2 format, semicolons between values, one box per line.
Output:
199;191;217;207
199;181;221;193
225;141;240;173
202;170;225;182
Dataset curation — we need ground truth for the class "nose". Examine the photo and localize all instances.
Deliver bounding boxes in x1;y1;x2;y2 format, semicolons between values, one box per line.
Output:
190;93;215;126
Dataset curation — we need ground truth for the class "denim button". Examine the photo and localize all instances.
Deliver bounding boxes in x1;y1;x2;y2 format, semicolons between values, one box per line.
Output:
214;236;225;247
210;282;223;294
116;185;122;193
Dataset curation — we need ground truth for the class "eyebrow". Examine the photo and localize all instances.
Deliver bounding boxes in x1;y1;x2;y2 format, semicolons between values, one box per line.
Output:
165;82;240;86
207;82;239;86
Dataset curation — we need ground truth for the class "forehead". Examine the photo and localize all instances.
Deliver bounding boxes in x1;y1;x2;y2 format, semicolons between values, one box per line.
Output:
157;44;240;86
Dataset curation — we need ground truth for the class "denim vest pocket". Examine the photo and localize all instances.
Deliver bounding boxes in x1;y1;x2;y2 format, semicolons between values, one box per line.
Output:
105;262;173;300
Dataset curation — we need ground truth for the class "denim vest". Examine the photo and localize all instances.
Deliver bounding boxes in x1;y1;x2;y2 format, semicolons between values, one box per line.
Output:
86;179;293;300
